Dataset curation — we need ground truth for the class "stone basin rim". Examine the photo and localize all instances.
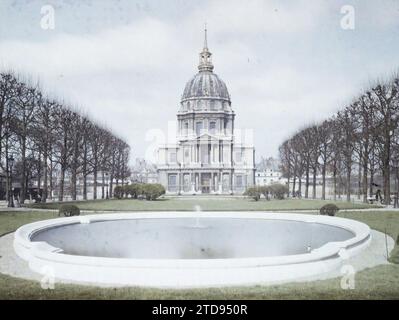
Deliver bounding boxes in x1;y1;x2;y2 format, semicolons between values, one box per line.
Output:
13;211;371;269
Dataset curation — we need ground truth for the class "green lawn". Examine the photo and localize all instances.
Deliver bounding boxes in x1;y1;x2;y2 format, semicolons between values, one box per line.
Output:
338;211;399;264
0;211;55;236
25;198;378;212
0;207;398;299
1;264;398;300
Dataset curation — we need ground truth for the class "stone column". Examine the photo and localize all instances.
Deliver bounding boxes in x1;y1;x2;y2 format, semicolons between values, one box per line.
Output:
177;172;181;195
230;172;234;194
191;172;195;193
218;171;223;194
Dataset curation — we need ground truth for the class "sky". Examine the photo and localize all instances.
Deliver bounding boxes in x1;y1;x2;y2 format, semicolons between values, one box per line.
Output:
0;0;399;163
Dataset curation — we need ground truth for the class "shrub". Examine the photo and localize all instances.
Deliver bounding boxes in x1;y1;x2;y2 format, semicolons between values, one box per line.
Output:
113;185;124;199
320;203;339;216
244;187;261;201
258;186;270;200
269;183;289;200
126;184;141;199
59;204;80;217
140;183;165;200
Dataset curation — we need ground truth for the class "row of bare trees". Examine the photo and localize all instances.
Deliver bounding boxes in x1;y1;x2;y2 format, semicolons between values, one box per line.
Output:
0;71;131;204
279;74;399;205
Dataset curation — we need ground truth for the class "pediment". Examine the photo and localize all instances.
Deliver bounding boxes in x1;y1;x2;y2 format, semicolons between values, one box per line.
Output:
196;133;219;141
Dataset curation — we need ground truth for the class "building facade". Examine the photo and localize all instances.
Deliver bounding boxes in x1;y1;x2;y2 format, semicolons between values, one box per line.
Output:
255;169;286;186
157;31;255;194
255;157;287;186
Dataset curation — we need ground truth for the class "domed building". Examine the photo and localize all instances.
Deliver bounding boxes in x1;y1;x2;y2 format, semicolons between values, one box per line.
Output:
157;30;255;194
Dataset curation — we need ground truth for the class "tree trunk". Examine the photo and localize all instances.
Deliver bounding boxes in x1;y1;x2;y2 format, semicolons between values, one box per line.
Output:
333;167;337;201
59;167;65;201
5;138;11;206
83;174;87;200
110;174;114;199
362;152;368;203
93;165;98;200
82;142;88;200
312;167;317;199
292;176;296;197
321;162;326;200
49;159;53;201
101;171;105;199
395;170;399;208
298;177;302;198
346;168;351;202
383;130;391;205
71;167;77;201
357;164;361;200
305;160;310;198
369;164;374;198
37;152;42;200
42;150;48;202
383;163;390;205
71;139;79;200
20;136;26;203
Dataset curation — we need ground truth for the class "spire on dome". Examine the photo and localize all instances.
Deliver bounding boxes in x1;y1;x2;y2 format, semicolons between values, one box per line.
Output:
198;25;214;72
204;23;208;50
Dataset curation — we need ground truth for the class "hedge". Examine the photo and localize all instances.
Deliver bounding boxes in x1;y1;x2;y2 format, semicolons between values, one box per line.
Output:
244;183;289;201
113;183;165;201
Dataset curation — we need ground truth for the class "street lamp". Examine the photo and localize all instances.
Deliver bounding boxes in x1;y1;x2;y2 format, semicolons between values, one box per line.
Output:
7;155;14;208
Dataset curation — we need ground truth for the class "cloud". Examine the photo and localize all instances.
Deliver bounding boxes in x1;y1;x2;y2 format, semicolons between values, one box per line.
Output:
187;0;329;35
0;0;398;162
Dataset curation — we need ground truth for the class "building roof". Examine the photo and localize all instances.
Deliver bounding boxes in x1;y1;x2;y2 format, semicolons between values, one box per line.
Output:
181;28;230;103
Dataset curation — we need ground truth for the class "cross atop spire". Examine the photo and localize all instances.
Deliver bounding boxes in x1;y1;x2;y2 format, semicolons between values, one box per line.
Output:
198;24;214;72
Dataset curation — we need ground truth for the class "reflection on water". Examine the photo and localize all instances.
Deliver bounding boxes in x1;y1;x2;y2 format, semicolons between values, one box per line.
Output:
31;218;355;260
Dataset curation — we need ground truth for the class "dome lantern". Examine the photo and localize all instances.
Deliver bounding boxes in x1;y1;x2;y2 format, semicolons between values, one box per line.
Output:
198;26;214;72
180;27;231;105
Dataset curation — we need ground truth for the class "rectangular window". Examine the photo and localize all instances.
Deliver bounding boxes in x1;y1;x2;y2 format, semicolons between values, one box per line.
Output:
200;143;210;164
222;173;229;191
168;174;177;192
184;122;188;135
183;174;190;192
235;151;242;162
169;152;177;163
184;148;190;161
196;121;203;136
236;175;243;188
209;121;216;134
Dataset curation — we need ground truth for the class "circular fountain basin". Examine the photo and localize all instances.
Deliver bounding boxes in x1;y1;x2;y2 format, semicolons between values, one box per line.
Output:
14;212;371;287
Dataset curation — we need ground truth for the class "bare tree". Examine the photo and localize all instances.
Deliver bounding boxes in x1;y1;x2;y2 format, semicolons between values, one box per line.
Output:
318;120;333;200
53;107;75;201
369;79;399;204
12;82;40;203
